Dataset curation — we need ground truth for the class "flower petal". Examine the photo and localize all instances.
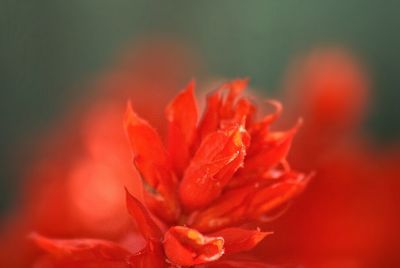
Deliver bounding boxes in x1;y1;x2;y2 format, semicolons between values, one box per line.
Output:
249;100;283;142
189;171;310;232
163;226;224;266
179;125;247;211
211;228;271;254
219;79;249;120
124;102;180;222
197;79;249;143
125;189;163;241
242;119;302;175
197;89;222;142
246;171;311;218
30;233;130;262
166;80;198;176
187;185;253;232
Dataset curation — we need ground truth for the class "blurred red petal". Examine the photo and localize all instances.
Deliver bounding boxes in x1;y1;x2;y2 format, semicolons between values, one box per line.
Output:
30;233;130;262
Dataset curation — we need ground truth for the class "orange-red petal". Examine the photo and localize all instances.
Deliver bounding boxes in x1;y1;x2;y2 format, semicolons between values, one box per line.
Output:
179;125;247;211
124;101;170;170
197;89;222;142
187;185;254;232
243;119;302;174
166;80;198;176
125;189;163;241
163;226;224;266
246;171;311;218
219;79;249;119
124;102;179;222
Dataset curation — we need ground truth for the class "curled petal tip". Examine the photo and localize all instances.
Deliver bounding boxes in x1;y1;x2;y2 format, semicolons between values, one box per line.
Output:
164;226;224;266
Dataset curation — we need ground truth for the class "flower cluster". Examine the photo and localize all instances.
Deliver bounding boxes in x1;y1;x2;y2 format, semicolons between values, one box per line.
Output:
32;79;309;267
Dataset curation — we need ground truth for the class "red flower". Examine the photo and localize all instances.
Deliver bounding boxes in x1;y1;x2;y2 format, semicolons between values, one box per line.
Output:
32;79;309;267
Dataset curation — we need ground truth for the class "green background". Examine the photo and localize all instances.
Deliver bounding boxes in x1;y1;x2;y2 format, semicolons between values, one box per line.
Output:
1;0;399;214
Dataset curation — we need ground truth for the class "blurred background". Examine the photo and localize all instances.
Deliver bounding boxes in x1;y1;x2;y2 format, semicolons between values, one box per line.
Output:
1;0;400;213
1;1;400;267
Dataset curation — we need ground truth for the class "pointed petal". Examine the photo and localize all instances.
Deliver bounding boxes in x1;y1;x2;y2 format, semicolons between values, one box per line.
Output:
249;100;283;142
166;80;198;176
197;89;221;141
125;189;163;241
219;79;249;119
190;171;310;232
232;98;256;128
179;125;247;211
124;101;170;168
197;79;249;144
163;226;224;266
246;171;311;218
211;228;271;254
243;119;302;174
187;185;255;232
124;102;179;222
30;233;130;262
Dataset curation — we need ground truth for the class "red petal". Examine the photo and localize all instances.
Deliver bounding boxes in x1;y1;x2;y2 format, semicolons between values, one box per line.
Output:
163;226;224;266
187;185;252;232
166;80;198;176
190;171;309;232
246;171;311;218
124;101;170;170
124;102;179;222
249;100;283;143
30;233;130;262
210;228;271;254
232;98;256;128
34;257;130;268
197;89;222;142
197;79;249;144
179;125;247;211
124;192;166;268
242;119;302;175
125;189;163;241
219;79;249;119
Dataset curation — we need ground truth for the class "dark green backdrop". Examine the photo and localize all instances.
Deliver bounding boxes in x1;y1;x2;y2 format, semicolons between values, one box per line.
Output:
1;0;399;214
